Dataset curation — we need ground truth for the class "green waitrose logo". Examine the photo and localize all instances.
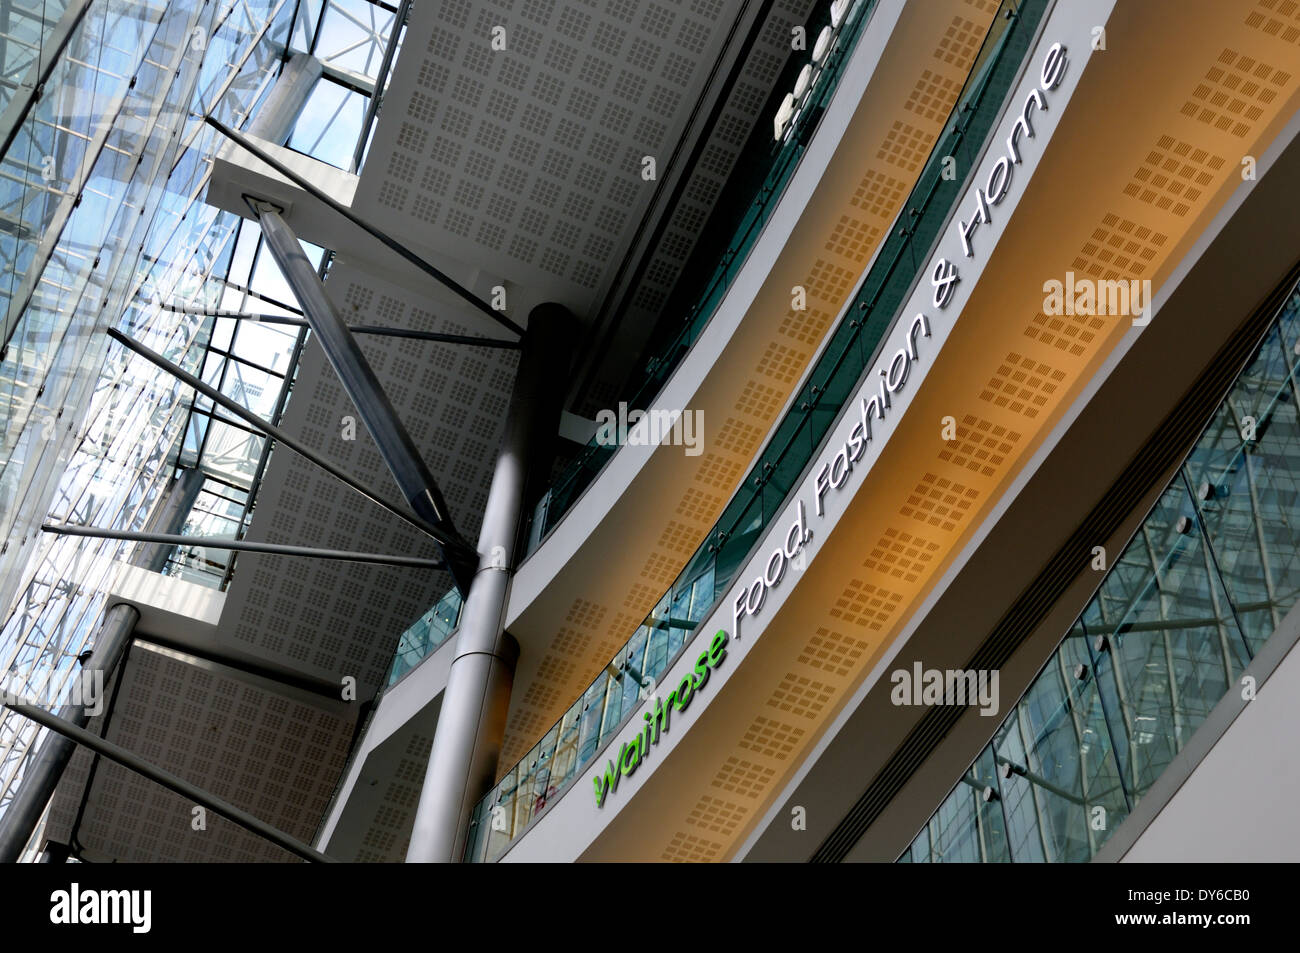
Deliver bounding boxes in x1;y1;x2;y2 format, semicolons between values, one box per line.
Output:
592;629;729;807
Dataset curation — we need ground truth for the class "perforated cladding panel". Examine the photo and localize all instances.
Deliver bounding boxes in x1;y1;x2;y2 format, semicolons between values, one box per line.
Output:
1243;0;1300;46
695;190;1181;846
354;732;433;862
1181;46;1292;139
354;0;752;311
503;0;999;774
656;5;1300;865
1124;134;1226;218
1021;210;1172;358
48;647;353;862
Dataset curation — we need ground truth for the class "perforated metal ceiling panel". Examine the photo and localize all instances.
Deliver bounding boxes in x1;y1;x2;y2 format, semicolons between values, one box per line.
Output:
325;726;435;862
45;643;352;863
573;0;821;414
356;0;747;318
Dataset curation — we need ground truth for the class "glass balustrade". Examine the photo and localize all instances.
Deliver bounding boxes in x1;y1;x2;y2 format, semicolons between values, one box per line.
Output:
899;277;1300;863
463;0;1048;862
387;588;463;684
526;0;878;550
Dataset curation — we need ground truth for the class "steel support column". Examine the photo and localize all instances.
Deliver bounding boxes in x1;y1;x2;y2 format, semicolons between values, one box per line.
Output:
406;302;574;863
0;604;137;862
136;466;205;572
253;203;478;592
243;51;321;144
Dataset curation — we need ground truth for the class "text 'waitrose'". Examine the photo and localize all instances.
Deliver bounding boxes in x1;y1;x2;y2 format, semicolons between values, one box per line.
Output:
592;630;729;807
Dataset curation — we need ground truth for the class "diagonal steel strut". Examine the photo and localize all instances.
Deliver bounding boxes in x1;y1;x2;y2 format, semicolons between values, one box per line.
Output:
157;306;520;348
107;328;476;566
3;700;334;863
251;201;477;593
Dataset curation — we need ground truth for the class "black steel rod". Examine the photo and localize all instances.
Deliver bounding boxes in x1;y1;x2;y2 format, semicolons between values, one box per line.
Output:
2;700;335;863
351;0;411;173
333;324;521;349
161;306;519;348
107;327;476;563
205;114;524;337
42;524;447;570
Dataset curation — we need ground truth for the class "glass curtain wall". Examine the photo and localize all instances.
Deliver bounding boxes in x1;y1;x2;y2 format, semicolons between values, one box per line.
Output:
0;0;297;834
900;277;1300;863
0;0;401;840
288;0;398;170
0;0;80;120
158;0;405;587
155;221;315;589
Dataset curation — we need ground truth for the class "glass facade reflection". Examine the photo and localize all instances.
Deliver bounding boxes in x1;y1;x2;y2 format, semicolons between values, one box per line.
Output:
900;278;1300;863
0;0;402;847
0;0;296;833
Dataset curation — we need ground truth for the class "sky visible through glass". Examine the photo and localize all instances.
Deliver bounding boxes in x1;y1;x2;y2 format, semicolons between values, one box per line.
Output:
165;0;403;587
